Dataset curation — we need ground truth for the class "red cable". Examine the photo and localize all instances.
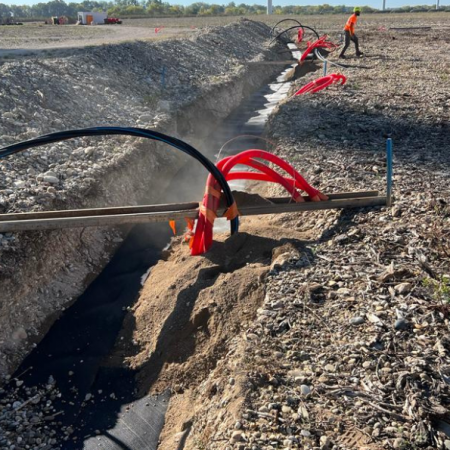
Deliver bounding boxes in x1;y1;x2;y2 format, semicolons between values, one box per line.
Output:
191;150;326;255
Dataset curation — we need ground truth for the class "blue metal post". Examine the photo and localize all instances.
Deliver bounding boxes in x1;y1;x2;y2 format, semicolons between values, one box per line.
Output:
386;138;393;206
323;60;328;76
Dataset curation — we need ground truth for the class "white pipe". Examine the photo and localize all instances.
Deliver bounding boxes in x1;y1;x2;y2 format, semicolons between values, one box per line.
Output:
267;0;272;15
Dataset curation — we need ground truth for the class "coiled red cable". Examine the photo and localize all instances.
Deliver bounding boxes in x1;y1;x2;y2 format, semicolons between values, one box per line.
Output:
190;150;327;255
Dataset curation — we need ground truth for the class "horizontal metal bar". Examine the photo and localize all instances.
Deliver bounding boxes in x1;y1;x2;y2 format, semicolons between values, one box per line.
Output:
267;190;379;203
231;196;387;217
0;210;200;232
0;191;379;223
0;202;200;222
0;194;386;232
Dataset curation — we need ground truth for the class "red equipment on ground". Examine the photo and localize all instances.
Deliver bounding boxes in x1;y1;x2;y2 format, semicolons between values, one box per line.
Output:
299;35;339;62
104;17;122;24
189;150;328;255
294;73;347;96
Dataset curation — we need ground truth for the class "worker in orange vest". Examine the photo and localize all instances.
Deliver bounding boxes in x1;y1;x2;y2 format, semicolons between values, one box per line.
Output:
339;7;363;58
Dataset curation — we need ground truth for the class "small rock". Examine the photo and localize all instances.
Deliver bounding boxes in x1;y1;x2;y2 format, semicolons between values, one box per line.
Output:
337;287;351;296
350;316;365;325
231;430;245;443
394;282;412;295
309;283;323;292
394;318;409;330
14;180;26;188
42;176;59;184
300;385;311;395
320;435;332;449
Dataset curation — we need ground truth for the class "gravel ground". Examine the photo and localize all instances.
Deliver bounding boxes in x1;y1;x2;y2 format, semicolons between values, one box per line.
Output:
0;23;194;54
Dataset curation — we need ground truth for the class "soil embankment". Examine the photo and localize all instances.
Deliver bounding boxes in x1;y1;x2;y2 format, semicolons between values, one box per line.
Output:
0;19;286;377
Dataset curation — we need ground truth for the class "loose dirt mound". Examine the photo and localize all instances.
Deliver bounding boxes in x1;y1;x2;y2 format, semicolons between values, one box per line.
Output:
108;219;312;448
118;220;311;395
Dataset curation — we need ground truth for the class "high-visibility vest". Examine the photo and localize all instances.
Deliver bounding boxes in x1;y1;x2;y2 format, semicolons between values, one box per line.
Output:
344;13;357;33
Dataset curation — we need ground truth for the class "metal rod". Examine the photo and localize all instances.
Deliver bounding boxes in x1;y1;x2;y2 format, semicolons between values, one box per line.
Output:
0;191;379;223
386;138;393;207
267;190;379;203
0;202;200;222
323;60;328;76
0;193;386;233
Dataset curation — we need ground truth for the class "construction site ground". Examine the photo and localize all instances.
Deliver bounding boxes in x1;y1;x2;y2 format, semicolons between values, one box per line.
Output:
0;13;450;450
0;13;448;57
127;17;450;450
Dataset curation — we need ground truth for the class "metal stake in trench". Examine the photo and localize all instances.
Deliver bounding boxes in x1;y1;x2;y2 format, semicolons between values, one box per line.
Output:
386;138;393;206
323;60;328;76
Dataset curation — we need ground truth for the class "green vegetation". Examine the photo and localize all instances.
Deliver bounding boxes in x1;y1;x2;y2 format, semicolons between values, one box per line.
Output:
422;275;450;304
0;0;448;21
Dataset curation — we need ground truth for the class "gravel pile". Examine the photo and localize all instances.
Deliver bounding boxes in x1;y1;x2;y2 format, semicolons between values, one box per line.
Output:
0;375;71;450
0;18;271;215
181;24;450;450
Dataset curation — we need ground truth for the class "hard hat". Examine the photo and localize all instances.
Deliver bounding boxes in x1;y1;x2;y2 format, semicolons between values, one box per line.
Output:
353;6;361;12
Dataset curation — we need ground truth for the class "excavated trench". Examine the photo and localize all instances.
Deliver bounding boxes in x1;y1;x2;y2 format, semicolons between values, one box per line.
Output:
3;37;319;449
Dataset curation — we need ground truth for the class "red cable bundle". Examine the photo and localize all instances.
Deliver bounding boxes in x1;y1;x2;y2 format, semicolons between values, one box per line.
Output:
299;35;339;62
293;73;346;96
190;149;327;255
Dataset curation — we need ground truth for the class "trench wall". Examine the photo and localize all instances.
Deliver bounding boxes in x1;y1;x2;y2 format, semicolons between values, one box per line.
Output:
0;19;285;376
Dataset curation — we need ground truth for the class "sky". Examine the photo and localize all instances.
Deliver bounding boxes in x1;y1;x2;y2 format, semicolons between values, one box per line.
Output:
3;0;446;10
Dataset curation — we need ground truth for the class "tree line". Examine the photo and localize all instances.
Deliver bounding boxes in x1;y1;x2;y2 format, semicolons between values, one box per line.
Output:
0;0;447;20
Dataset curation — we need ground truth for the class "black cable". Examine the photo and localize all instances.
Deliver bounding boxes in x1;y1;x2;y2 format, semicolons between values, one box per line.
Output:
0;126;239;235
270;24;320;44
270;19;303;37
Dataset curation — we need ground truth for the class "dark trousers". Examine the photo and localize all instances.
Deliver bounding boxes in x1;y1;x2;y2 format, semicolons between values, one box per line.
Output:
340;30;360;56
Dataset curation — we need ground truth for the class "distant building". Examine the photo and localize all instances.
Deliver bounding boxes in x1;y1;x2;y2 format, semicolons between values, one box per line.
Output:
77;12;107;25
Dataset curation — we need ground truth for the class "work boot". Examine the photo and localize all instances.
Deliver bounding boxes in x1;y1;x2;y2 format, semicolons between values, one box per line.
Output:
356;52;364;57
338;54;346;59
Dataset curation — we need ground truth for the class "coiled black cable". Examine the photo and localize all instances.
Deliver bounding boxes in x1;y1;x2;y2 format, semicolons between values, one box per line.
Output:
270;19;303;37
270;24;320;44
0;126;239;234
